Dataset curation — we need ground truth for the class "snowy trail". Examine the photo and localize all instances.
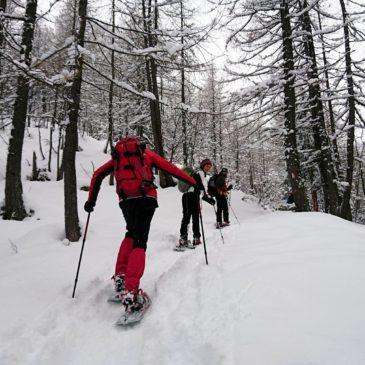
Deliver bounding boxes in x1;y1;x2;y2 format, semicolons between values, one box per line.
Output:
0;184;258;365
1;132;365;364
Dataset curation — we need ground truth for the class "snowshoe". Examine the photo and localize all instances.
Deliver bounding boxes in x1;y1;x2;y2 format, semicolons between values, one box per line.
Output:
216;222;229;229
192;237;201;246
186;238;196;249
108;274;125;303
174;237;189;251
116;289;151;325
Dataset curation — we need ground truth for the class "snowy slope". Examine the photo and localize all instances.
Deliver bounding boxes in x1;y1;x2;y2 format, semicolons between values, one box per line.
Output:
1;129;365;365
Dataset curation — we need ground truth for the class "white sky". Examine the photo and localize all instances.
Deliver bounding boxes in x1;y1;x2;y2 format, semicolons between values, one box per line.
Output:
37;0;228;72
34;0;365;94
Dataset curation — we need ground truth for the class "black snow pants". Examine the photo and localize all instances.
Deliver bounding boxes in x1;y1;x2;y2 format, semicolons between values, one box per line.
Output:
119;197;157;250
179;192;201;239
216;194;229;224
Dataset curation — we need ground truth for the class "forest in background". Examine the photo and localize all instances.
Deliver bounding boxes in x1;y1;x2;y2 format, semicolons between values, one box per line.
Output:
1;0;365;241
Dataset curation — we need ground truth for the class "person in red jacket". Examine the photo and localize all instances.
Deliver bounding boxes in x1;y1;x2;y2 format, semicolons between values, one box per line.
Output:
84;136;195;312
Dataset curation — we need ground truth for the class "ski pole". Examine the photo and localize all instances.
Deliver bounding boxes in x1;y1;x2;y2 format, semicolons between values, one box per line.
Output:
72;212;91;298
228;195;240;225
199;204;209;265
212;204;225;245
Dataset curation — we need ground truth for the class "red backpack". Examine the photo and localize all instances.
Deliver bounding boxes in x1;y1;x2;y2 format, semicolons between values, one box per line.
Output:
112;136;155;199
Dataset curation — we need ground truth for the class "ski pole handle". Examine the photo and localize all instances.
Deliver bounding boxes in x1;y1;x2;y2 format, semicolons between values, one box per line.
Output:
72;212;91;298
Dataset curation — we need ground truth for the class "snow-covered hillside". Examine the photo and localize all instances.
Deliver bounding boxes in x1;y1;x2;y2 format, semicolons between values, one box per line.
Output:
1;129;365;365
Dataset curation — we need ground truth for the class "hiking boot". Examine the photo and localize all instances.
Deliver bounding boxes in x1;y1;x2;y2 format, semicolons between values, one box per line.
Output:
193;237;201;246
216;222;223;229
222;221;230;227
122;289;151;313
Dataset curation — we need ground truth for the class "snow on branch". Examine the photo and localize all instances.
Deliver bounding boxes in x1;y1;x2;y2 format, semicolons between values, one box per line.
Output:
31;37;74;69
84;61;157;101
2;54;55;87
85;39;187;58
0;11;25;21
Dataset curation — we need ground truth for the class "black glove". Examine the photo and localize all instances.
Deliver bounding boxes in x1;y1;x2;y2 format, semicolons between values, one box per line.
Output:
227;184;233;191
84;201;95;213
202;194;215;206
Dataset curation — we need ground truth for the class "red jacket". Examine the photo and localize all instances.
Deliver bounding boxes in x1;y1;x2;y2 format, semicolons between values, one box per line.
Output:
87;149;196;204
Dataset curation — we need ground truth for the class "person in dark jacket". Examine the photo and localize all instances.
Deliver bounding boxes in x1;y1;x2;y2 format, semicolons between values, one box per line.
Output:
84;136;196;310
213;168;233;228
176;159;215;251
286;192;294;205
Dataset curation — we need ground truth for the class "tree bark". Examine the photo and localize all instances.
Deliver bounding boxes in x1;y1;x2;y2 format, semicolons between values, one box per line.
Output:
32;150;38;181
64;0;88;241
56;125;63;181
218;105;223;167
180;0;188;166
317;10;341;172
0;0;7;101
279;0;308;212
338;0;355;221
104;0;115;158
300;0;340;214
4;0;38;220
48;88;58;172
210;66;217;165
38;125;45;160
107;0;115;186
142;0;175;187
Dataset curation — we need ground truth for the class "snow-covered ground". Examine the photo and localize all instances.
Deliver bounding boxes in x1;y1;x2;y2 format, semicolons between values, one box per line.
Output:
1;128;365;365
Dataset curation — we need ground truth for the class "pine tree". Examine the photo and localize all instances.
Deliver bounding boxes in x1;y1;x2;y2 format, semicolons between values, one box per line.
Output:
4;0;38;220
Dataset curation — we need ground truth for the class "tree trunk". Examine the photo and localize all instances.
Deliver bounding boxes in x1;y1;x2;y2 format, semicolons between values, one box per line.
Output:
32;151;38;181
104;0;115;158
0;0;6;52
64;0;88;241
300;0;339;215
317;10;341;173
279;0;308;212
353;159;360;221
210;67;217;165
107;0;115;186
4;0;38;220
0;0;7;101
311;191;319;212
48;88;58;172
218;106;223;167
56;126;63;181
235;134;239;174
142;0;174;187
248;149;255;193
38;125;45;160
180;0;188;166
338;0;355;221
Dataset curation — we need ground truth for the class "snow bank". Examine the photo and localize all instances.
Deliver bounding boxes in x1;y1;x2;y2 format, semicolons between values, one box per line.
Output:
1;128;365;365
